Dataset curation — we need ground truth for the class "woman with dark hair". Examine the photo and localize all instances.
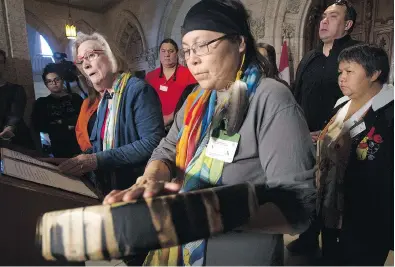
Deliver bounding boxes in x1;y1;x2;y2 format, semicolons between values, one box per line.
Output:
257;42;289;87
145;38;196;129
32;63;83;157
104;0;315;265
316;43;393;265
257;43;278;74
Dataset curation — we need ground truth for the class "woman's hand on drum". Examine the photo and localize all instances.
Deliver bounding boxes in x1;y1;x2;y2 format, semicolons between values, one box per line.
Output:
102;175;182;205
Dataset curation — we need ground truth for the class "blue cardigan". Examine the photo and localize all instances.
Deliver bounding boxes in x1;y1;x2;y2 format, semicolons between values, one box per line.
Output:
90;76;165;192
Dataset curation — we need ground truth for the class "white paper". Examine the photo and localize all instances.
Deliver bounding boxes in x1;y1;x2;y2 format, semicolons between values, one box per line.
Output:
2;157;98;199
1;148;58;171
205;137;238;163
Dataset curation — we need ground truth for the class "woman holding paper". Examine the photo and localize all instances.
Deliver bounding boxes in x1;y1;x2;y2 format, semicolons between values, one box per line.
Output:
103;0;316;265
315;44;393;265
58;32;165;194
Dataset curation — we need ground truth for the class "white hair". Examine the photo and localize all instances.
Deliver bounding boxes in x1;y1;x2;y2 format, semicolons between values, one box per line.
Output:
71;32;127;74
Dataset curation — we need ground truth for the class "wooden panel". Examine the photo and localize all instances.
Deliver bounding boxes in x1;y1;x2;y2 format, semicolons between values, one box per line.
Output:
0;174;99;265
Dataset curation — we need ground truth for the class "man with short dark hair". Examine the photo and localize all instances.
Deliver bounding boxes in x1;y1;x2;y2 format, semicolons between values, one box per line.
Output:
0;49;34;149
294;0;360;136
289;0;361;256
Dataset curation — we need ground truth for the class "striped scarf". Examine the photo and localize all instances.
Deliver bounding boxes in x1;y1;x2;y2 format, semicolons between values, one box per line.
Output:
144;65;261;266
102;72;131;151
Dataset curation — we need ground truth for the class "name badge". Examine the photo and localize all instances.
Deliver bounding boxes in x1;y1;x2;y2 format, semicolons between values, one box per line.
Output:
159;85;168;92
350;120;366;138
205;130;240;163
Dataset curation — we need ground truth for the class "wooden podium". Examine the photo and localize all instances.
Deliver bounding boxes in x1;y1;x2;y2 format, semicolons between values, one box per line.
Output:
0;173;100;265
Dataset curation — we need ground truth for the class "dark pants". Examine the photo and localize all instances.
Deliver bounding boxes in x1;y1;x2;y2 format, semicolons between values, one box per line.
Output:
296;215;321;245
321;227;389;266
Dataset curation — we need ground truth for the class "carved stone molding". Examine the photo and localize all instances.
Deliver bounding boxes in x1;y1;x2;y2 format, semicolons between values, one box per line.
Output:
144;46;159;70
364;0;373;41
282;22;295;39
286;0;301;14
250;17;265;39
114;10;147;63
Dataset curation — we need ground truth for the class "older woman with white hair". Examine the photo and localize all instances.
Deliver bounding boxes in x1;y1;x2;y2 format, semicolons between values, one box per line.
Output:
58;32;165;195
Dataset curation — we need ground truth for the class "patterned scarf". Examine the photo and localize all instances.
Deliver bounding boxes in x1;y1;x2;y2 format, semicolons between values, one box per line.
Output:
316;100;371;229
102;72;131;151
144;65;261;266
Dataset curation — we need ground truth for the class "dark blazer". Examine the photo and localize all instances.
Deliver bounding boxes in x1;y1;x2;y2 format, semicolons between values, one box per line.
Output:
326;88;393;264
91;76;165;193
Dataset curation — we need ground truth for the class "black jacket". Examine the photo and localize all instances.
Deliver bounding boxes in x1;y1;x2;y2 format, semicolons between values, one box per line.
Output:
293;35;360;103
331;86;394;261
293;35;360;131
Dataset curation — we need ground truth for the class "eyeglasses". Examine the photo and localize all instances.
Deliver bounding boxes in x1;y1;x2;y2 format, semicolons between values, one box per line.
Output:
75;49;104;65
45;77;62;85
179;34;235;61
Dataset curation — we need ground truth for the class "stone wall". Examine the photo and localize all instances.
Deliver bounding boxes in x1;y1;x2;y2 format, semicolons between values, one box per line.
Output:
0;0;35;125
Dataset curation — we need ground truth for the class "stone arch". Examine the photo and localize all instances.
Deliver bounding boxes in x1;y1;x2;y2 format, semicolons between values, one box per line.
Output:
156;0;184;47
114;10;147;53
24;10;62;53
113;10;147;69
297;0;313;61
280;0;313;72
263;0;313;80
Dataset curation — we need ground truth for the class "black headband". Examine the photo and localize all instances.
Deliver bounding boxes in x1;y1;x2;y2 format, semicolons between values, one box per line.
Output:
181;0;247;37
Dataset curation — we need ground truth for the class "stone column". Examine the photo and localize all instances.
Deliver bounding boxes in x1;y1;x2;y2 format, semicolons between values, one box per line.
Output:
0;0;35;125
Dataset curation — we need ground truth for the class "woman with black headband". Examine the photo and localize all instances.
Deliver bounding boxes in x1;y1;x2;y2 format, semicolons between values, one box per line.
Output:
146;39;196;129
104;0;316;265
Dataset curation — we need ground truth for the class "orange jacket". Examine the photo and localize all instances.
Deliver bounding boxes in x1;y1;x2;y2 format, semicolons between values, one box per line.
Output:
75;97;100;152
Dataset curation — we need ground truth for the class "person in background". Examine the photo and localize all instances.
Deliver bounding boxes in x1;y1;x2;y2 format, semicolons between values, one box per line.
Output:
0;49;34;149
58;32;165;195
316;44;393;265
32;64;82;158
75;74;102;153
145;38;196;130
103;0;316;265
288;0;360;254
256;42;289;87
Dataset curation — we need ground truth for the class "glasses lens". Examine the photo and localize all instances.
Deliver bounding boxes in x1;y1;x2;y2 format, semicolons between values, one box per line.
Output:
87;52;97;61
46;77;61;84
195;43;209;56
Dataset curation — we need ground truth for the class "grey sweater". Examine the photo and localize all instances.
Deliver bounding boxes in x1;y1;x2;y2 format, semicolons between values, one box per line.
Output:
149;78;316;265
